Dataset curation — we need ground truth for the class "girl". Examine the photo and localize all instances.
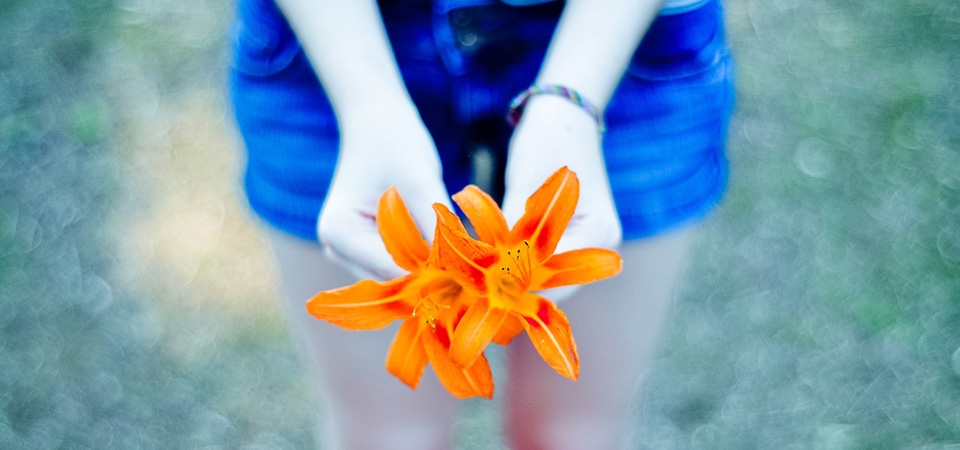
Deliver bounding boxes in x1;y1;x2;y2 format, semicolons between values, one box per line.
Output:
230;0;733;447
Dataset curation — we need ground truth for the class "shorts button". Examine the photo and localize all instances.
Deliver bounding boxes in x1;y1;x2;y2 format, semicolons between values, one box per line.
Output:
457;30;479;47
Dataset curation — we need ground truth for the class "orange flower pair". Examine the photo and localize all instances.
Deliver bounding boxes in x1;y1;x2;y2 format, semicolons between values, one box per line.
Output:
306;167;622;398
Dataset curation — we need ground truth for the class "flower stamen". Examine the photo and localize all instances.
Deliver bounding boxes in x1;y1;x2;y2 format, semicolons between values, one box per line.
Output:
413;277;461;329
412;298;449;329
503;240;533;287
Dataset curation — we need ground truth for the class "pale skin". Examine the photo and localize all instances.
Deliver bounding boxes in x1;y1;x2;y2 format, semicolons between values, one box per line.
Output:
269;0;684;448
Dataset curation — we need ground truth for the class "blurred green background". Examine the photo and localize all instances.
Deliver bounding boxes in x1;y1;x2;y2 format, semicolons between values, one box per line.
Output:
0;0;958;448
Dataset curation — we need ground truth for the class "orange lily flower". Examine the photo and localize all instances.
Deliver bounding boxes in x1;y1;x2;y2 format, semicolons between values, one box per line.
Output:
306;187;494;399
433;167;623;381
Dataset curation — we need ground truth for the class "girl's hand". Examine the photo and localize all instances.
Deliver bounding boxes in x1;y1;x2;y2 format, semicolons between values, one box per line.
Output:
502;95;622;300
275;0;450;280
318;105;451;281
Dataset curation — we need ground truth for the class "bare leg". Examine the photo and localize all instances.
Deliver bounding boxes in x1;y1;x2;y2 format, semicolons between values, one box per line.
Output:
505;226;695;450
265;228;460;450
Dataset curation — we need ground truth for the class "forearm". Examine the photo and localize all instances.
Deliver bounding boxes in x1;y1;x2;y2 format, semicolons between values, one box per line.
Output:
535;0;665;109
504;0;660;245
274;0;417;127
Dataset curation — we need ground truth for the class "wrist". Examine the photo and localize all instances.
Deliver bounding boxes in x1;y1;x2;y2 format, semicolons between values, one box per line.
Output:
516;95;601;134
508;85;605;133
506;94;605;187
336;92;421;131
333;101;441;174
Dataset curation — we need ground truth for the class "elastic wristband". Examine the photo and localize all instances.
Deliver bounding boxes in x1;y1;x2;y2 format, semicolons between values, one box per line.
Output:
506;84;606;133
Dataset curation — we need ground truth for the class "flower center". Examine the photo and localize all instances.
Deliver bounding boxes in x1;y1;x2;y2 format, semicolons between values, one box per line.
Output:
414;276;461;329
493;241;532;302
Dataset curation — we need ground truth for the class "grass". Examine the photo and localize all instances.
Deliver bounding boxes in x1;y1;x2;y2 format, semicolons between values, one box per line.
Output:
0;0;958;448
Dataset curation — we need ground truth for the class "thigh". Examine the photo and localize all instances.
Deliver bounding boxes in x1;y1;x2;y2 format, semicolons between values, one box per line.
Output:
506;226;696;450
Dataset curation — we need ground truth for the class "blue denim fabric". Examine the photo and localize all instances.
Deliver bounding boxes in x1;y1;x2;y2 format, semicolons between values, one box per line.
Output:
606;0;734;238
229;0;734;241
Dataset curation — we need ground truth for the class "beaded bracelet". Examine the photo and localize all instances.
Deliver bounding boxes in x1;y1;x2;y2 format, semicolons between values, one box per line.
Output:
506;84;606;133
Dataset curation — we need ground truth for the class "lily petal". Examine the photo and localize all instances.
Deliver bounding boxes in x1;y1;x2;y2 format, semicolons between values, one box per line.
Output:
378;187;430;272
452;185;510;246
534;248;623;290
450;296;510;367
385;318;429;390
429;201;469;266
433;205;499;293
432;200;469;236
423;323;495;399
521;297;580;381
491;313;524;346
510;167;579;261
306;276;415;330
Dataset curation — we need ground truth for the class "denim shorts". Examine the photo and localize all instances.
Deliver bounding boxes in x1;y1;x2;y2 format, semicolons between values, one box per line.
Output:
230;0;734;242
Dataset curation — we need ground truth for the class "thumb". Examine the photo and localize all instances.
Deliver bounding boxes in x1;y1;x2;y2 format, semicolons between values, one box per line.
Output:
393;181;452;245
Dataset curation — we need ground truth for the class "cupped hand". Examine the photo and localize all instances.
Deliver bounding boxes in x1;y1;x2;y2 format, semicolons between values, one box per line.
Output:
318;107;450;281
503;96;623;301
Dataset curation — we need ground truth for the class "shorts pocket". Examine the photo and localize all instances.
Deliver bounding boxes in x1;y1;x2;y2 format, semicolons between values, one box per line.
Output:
627;0;727;81
231;0;301;77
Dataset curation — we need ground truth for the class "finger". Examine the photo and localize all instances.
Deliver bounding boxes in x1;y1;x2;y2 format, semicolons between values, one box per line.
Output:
396;183;451;245
324;230;407;281
319;204;406;281
321;245;382;281
554;215;622;255
407;200;441;245
500;187;533;229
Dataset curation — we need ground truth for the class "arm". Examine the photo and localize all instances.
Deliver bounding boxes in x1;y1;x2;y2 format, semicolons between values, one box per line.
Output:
533;0;664;109
504;0;665;253
275;0;450;280
274;0;415;126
